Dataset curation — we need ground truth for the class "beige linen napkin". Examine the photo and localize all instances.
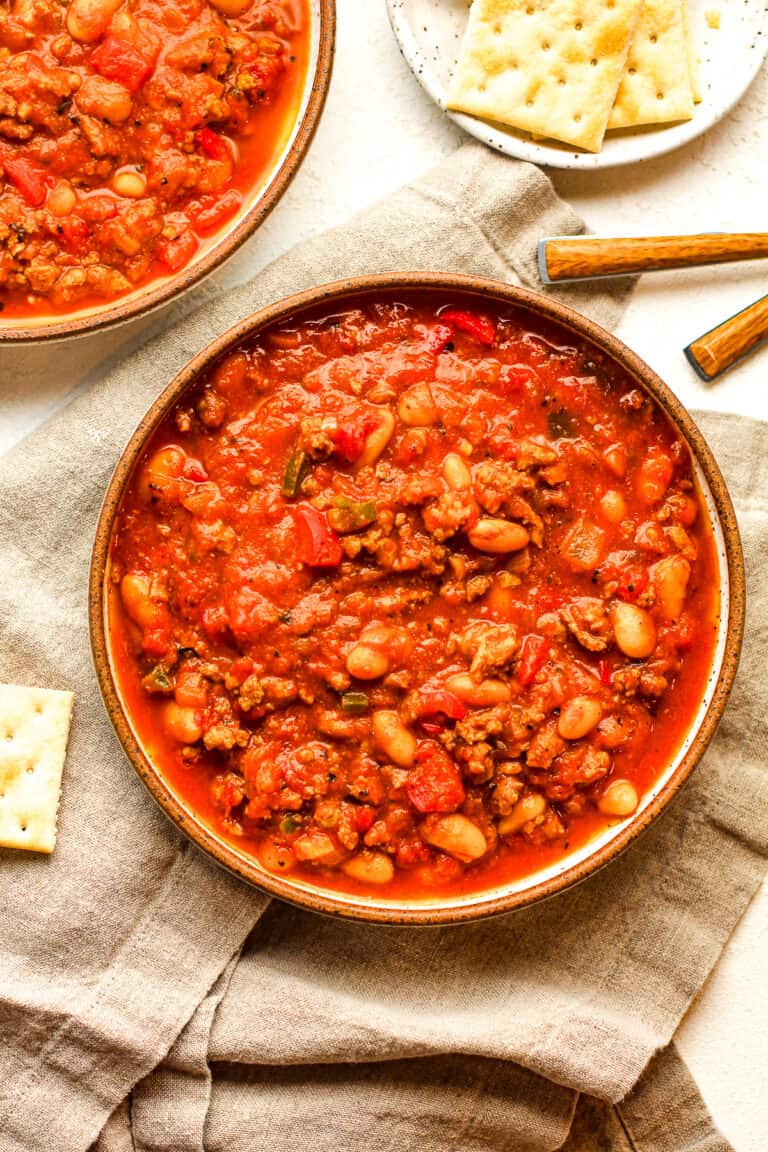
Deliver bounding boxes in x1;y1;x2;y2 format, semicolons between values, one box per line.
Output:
0;144;764;1152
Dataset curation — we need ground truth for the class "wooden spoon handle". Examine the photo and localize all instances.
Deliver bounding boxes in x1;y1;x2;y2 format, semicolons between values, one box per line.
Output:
538;234;768;283
685;295;768;381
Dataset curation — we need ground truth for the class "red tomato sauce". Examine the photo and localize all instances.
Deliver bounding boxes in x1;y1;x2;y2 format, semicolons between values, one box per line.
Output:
107;294;720;899
0;0;310;319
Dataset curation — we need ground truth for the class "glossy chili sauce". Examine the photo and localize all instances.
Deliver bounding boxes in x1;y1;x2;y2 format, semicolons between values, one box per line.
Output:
0;0;309;318
108;296;720;899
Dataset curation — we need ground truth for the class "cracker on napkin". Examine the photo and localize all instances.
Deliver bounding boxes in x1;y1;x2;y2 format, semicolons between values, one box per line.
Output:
0;684;74;853
609;0;695;129
446;0;643;153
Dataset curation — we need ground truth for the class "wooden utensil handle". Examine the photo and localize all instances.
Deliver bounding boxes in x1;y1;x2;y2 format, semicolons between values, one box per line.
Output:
538;234;768;283
685;295;768;381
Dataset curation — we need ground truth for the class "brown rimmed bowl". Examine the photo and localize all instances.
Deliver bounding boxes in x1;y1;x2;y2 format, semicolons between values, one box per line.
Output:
1;0;335;345
89;272;745;925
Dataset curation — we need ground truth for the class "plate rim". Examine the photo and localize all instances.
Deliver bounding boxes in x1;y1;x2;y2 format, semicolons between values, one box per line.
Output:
386;0;768;170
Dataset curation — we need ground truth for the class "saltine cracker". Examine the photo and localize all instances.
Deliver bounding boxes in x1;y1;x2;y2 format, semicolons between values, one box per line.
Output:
0;684;74;853
609;0;695;129
446;0;644;153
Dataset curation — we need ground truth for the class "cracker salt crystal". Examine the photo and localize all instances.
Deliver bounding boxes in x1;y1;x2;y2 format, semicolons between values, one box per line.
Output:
446;0;643;153
609;0;695;129
0;684;74;853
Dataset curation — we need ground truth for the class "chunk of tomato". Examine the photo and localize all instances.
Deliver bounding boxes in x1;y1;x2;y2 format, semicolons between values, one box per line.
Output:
439;307;496;346
192;190;243;235
1;152;48;207
331;413;380;464
517;634;548;687
91;36;154;92
293;504;343;567
406;743;465;814
156;228;198;272
195;126;230;161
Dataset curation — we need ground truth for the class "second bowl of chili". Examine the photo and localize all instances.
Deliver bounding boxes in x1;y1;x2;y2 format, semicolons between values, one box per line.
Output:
90;273;744;924
0;0;334;341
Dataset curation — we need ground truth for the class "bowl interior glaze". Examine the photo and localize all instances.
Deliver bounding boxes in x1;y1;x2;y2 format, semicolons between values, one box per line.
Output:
90;274;745;924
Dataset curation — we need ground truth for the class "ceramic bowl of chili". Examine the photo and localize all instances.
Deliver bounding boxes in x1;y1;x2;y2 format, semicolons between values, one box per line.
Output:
0;0;334;342
90;273;745;925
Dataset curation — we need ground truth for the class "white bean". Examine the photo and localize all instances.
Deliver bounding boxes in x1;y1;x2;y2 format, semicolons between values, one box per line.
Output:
209;0;253;13
372;710;416;767
357;408;395;468
164;702;203;745
598;779;639;817
47;181;76;217
444;673;512;706
468;518;529;554
398;383;438;426
421;814;487;862
346;643;389;680
442;452;472;490
112;169;147;198
651;555;690;621
342;851;394;885
613;602;656;659
599;489;627;524
558;696;603;741
497;793;546;836
67;0;124;42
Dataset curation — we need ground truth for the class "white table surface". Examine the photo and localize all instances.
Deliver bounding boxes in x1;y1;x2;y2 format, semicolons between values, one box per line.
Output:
1;3;765;1146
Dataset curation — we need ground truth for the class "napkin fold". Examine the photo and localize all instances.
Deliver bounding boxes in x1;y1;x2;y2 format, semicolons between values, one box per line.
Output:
0;143;764;1152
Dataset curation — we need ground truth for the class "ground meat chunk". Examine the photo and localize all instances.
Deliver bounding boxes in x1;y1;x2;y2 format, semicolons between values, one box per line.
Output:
204;722;249;751
490;773;524;815
515;439;559;469
298;415;337;459
561;597;613;653
237;674;264;712
459;620;519;680
399;475;442;505
454;705;509;745
525;723;566;769
473;460;533;515
422;491;477;541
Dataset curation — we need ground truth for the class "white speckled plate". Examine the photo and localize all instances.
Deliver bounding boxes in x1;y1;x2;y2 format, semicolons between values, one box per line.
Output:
386;0;768;169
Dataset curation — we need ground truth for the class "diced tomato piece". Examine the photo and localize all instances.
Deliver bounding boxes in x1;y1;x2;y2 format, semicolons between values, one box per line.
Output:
395;838;431;869
156;228;198;273
293;504;343;567
537;588;566;612
192;190;242;235
439;307;497;346
91;36;154;92
597;658;613;686
79;195;118;223
331;413;380;464
57;215;90;253
616;565;648;602
182;458;208;482
1;152;48;207
195;126;230;161
414;689;468;725
670;613;697;650
354;806;376;833
201;605;229;637
498;364;538;393
406;743;465;814
425;323;454;354
225;586;278;644
517;634;548;687
141;628;173;658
